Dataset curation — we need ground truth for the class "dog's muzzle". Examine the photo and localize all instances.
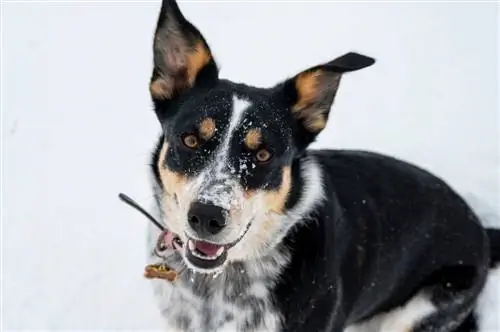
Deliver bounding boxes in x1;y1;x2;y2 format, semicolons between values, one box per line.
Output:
184;200;229;270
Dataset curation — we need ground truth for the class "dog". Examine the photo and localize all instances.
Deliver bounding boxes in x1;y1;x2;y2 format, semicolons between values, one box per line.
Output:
144;0;500;331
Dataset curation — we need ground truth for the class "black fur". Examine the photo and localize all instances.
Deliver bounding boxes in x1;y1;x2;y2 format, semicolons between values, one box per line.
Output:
486;228;500;268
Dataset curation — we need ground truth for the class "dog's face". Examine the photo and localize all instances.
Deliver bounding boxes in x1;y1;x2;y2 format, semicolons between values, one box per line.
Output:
149;0;374;273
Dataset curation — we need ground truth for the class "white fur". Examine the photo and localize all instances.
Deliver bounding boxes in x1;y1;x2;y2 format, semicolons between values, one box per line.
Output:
267;156;326;251
378;292;436;331
196;95;251;210
147;215;285;331
344;292;436;332
344;314;385;332
219;96;251;163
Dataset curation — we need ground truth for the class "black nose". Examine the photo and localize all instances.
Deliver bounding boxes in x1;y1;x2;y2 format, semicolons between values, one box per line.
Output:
188;201;227;236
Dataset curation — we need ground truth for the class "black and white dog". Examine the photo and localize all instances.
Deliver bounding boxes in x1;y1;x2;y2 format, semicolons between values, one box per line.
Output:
144;0;500;331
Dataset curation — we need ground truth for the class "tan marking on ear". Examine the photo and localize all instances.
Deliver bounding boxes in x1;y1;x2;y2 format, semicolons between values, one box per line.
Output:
304;113;326;132
186;41;211;86
199;117;216;140
150;78;174;100
244;128;262;150
157;142;187;196
292;69;323;113
291;69;342;133
152;18;212;101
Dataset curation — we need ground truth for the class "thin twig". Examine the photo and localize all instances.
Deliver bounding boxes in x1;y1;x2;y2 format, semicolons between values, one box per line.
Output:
118;193;165;231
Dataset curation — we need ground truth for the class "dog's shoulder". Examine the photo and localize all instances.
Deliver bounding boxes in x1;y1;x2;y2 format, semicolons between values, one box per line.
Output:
310;148;445;186
308;148;474;217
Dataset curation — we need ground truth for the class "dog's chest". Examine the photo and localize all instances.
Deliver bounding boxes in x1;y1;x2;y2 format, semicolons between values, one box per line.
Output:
152;268;281;332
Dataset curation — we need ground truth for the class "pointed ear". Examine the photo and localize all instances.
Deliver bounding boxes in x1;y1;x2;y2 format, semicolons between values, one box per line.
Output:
150;0;218;104
278;52;375;145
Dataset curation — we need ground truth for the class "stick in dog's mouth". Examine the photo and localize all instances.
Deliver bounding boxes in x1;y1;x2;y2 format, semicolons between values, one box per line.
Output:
118;193;165;231
118;192;181;282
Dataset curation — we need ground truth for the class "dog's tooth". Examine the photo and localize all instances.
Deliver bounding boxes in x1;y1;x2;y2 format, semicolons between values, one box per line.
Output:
188;240;195;251
216;247;224;257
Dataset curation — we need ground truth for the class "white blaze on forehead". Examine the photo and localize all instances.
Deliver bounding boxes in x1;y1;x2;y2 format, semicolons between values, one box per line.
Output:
218;95;252;162
213;94;251;171
197;95;252;209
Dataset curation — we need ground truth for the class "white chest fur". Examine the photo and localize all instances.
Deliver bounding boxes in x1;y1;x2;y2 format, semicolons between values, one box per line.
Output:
147;226;287;332
151;270;280;332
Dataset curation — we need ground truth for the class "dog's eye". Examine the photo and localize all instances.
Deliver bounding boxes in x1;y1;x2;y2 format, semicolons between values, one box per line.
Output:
255;149;272;163
182;134;199;149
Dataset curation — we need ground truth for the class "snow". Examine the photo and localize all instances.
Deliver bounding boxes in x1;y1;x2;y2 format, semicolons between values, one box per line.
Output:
2;1;498;330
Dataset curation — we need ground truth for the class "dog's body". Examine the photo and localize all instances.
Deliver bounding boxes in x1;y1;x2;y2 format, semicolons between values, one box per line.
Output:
148;146;498;332
144;1;499;331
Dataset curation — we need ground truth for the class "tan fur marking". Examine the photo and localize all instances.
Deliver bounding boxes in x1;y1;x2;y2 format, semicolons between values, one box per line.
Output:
199;117;216;140
150;78;174;100
304;113;326;132
186;41;211;86
157;142;187;196
245;167;291;215
152;14;211;100
292;69;323;113
230;167;293;261
290;70;330;133
236;167;291;258
244;128;262;150
262;167;292;215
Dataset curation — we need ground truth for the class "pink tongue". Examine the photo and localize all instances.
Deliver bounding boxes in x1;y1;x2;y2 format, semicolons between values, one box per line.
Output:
163;232;174;247
195;241;222;256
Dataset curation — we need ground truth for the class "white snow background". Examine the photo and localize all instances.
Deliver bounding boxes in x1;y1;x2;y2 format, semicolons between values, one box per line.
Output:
2;1;499;330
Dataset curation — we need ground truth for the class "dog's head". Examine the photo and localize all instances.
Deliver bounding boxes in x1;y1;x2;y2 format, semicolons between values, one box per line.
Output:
149;0;375;273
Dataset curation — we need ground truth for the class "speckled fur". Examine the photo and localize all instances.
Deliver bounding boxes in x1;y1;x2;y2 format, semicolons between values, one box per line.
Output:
147;158;324;332
147;230;287;332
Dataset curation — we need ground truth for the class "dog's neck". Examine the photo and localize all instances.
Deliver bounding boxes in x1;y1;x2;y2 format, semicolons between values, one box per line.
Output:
160;240;290;297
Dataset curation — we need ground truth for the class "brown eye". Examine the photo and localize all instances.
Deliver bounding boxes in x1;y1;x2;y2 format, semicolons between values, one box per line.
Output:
255;149;272;163
182;134;199;149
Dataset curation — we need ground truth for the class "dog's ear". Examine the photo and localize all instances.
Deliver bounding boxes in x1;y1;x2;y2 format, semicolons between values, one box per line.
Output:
276;52;375;148
150;0;218;119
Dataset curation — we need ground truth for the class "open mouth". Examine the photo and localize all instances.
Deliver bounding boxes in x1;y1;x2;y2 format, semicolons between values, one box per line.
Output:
184;220;253;272
186;239;228;270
